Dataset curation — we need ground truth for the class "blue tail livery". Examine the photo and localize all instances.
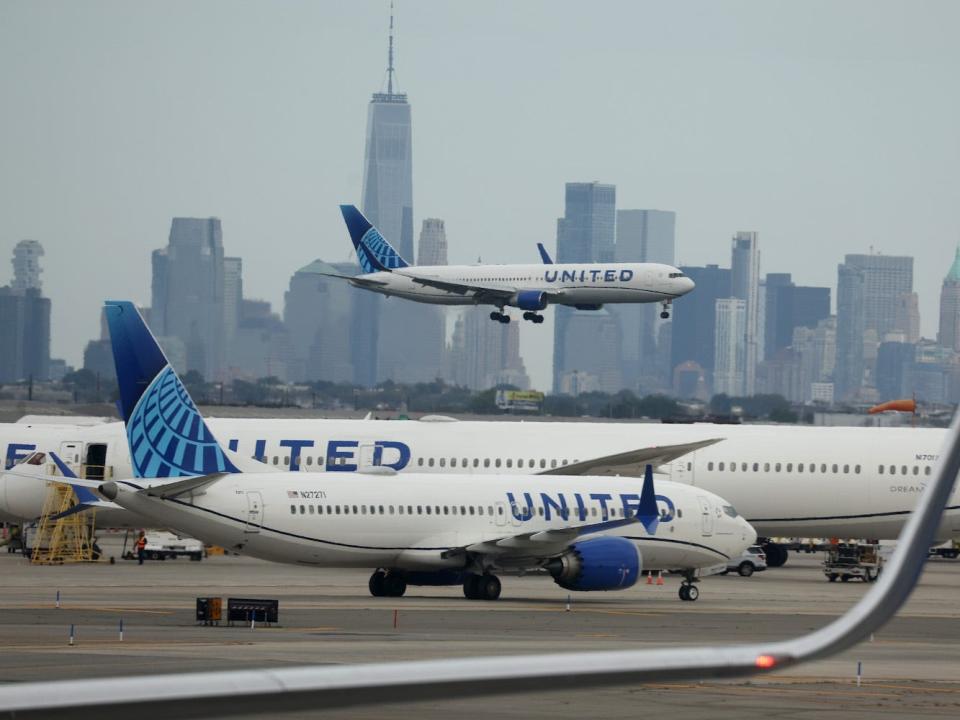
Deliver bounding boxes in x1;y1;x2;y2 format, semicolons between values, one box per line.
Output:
339;204;410;273
537;243;554;264
104;301;238;479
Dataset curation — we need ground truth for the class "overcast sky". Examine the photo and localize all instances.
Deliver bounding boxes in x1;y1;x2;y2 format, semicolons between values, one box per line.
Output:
2;0;958;389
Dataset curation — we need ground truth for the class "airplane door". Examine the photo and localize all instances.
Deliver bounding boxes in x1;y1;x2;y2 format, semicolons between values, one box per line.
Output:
494;501;509;527
697;496;714;537
358;444;377;470
58;442;83;475
244;492;263;534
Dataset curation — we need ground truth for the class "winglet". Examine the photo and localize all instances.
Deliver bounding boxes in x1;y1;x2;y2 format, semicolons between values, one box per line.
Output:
339;204;409;273
636;464;660;534
537;243;554;264
104;301;238;479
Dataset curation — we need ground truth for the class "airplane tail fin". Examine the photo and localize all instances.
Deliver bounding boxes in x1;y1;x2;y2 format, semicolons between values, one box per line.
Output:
636;464;660;535
537;243;554;264
339;204;410;273
104;301;240;479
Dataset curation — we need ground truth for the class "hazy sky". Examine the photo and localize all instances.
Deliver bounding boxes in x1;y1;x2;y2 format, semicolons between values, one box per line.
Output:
2;1;958;389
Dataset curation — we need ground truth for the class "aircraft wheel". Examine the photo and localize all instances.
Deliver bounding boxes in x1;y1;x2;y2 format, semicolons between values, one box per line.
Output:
678;585;689;601
489;311;499;321
660;311;670;319
384;572;407;597
479;574;501;601
369;570;387;597
534;315;545;324
685;585;699;601
463;574;481;600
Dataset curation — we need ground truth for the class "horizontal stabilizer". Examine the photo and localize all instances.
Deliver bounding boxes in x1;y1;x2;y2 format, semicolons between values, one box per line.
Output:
537;438;723;477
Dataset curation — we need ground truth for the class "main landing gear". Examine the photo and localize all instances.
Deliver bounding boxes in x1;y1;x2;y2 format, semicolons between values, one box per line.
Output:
678;572;699;602
369;569;407;597
463;572;502;601
489;310;511;324
660;300;672;320
522;311;545;324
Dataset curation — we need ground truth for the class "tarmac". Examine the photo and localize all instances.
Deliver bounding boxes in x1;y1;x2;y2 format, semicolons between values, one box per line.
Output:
1;542;959;719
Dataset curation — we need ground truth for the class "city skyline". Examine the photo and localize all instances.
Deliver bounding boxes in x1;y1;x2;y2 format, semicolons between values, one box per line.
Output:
1;1;958;390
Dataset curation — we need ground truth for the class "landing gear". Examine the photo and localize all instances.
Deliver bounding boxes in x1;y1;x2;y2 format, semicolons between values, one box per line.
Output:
660;300;672;320
463;573;501;600
369;569;407;597
761;541;789;568
522;311;545;324
489;311;511;324
678;572;699;602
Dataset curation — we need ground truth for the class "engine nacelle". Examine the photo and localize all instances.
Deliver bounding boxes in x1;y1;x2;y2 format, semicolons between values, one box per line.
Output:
545;536;641;591
512;290;548;311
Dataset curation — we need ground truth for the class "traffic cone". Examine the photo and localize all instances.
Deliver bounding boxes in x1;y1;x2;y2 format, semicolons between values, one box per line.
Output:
646;572;653;585
655;571;664;586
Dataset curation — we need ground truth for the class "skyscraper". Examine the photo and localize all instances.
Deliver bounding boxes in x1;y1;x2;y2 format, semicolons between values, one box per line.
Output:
730;232;760;395
835;253;914;400
0;241;50;383
553;182;617;392
938;247;960;352
150;217;227;380
763;274;831;358
670;264;731;386
714;298;746;397
223;256;243;345
615;209;675;390
448;308;530;391
418;219;448;266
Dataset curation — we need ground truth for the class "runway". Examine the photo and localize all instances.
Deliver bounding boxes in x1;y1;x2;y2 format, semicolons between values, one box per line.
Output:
1;546;958;718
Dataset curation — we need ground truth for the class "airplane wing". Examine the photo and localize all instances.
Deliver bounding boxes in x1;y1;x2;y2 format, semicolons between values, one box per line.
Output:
400;272;516;301
2;415;959;720
537;438;723;476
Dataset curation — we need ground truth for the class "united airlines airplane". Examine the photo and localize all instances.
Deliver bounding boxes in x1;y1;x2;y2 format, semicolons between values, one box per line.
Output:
318;205;695;323
8;301;754;602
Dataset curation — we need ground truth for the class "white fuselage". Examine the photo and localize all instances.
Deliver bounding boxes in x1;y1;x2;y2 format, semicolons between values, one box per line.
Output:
109;472;754;572
1;419;956;540
357;262;694;308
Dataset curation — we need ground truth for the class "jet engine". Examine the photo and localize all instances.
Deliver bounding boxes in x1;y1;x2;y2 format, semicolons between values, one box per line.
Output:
512;290;548;311
545;536;641;591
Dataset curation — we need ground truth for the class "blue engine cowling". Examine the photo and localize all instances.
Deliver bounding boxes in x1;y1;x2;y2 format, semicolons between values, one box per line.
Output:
512;290;548;311
546;536;641;591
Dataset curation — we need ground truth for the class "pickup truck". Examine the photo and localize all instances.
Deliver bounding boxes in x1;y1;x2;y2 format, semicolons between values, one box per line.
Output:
140;532;204;561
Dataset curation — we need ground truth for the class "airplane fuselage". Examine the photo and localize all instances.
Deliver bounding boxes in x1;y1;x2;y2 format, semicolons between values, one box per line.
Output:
1;419;956;540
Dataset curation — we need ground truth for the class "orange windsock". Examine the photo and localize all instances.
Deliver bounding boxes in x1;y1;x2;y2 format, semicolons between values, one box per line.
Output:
868;399;916;415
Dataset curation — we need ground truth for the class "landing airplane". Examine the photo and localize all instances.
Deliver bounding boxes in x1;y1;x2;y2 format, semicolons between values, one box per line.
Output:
316;205;694;323
1;409;957;718
8;301;754;602
2;412;955;567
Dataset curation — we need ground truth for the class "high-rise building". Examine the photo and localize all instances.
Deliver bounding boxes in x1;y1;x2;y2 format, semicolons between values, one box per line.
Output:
553;182;617;392
938;247;960;352
730;232;760;395
714;298;746;397
670;264;731;385
448;308;530;391
763;275;831;358
615;209;675;390
150;217;227;380
229;299;291;381
418;219;448;266
223;256;243;344
0;241;50;383
893;292;921;343
835;253;914;400
11;240;44;291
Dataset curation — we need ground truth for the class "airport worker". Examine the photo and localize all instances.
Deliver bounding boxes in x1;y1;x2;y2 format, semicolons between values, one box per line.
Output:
135;531;147;565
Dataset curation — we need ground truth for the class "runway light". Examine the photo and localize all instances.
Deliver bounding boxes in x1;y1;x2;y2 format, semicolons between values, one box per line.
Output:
755;655;777;669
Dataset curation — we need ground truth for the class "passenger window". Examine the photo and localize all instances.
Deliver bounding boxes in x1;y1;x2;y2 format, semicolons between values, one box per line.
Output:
729;462;735;473
764;463;770;472
843;464;849;474
439;458;446;468
925;466;932;476
473;459;480;468
718;462;725;471
299;505;305;514
495;459;502;468
361;505;367;515
798;463;804;473
460;505;466;515
352;505;358;514
775;463;781;472
540;459;547;468
821;464;827;473
407;505;413;514
786;463;793;472
306;456;312;466
741;463;747;471
379;505;385;514
855;465;861;474
451;458;457;467
428;458;435;467
469;506;475;515
506;459;512;468
326;505;332;514
426;506;432;515
484;459;490;468
284;456;290;466
273;456;279;465
435;506;441;515
444;506;449;515
688;462;693;471
707;462;714;471
317;457;324;467
389;505;395;514
290;505;296;514
309;505;314;515
418;458;424;466
551;459;558;468
901;465;907;475
753;463;759;472
831;464;838;473
913;466;919;475
462;458;468;467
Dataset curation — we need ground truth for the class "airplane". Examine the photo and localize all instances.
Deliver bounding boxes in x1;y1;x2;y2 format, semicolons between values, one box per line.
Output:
1;407;957;718
2;410;956;569
315;204;695;323
6;300;755;603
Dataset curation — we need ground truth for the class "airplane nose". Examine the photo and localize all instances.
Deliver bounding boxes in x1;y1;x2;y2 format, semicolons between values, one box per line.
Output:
682;276;695;294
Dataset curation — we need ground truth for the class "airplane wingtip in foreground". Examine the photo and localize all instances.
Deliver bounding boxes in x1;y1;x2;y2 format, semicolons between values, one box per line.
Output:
1;408;958;718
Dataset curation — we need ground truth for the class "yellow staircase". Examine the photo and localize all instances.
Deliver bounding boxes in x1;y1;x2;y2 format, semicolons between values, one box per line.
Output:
30;483;97;564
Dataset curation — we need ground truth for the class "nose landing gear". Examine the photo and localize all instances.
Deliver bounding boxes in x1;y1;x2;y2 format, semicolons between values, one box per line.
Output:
522;311;545;324
660;300;672;320
678;571;699;601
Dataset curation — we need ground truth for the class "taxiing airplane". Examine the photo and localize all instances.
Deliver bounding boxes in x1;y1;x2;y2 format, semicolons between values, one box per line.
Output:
317;205;695;323
8;301;754;602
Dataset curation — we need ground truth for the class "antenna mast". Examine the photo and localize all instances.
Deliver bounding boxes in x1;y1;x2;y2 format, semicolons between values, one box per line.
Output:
387;2;395;95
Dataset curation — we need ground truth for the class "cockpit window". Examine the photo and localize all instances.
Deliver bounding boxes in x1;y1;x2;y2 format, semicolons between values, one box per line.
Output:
19;452;46;466
668;272;685;278
722;505;739;518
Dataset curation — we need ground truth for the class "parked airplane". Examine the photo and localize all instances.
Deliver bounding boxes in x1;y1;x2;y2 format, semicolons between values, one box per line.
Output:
2;410;957;719
318;205;694;323
3;413;955;567
7;301;754;602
